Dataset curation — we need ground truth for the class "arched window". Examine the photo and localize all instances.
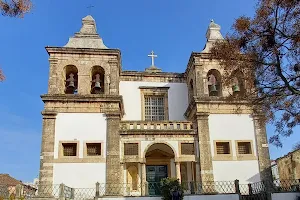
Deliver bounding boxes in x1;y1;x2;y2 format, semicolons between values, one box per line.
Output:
127;165;138;191
64;65;78;94
207;69;222;96
91;66;105;94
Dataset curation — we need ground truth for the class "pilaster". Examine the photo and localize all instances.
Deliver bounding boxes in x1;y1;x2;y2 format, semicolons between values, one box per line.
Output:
196;112;214;182
39;111;57;186
253;114;272;182
105;112;122;194
47;57;59;94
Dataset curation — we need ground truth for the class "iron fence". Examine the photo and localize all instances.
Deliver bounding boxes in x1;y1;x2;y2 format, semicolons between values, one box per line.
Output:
0;179;299;199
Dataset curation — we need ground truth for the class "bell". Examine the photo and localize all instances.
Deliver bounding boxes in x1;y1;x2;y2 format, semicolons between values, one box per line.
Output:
92;74;102;94
65;73;76;94
232;85;240;93
209;85;218;96
210;85;217;92
92;81;102;94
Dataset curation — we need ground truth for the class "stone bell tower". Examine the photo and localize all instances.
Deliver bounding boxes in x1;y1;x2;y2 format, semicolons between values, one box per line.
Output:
39;15;124;186
185;20;272;183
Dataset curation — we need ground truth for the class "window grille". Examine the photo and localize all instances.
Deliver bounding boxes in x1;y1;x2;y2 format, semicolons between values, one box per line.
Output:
181;143;195;155
216;142;230;154
62;143;77;156
87;143;101;156
124;143;139;155
237;142;251;154
144;96;165;121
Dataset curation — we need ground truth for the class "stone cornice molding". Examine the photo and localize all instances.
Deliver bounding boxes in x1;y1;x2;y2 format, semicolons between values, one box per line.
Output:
46;47;121;57
120;71;185;83
105;111;122;119
41;111;57;119
41;94;123;103
196;112;210;120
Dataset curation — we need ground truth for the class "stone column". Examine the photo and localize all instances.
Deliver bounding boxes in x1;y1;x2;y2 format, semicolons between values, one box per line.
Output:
253;114;272;182
196;112;214;182
175;162;181;182
39;111;57;196
105;112;122;195
141;163;147;196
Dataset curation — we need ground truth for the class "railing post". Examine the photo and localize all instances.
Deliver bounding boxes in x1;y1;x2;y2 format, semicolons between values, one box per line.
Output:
248;183;253;195
234;179;240;194
234;180;241;200
15;184;24;198
70;188;75;199
95;182;100;199
59;183;65;200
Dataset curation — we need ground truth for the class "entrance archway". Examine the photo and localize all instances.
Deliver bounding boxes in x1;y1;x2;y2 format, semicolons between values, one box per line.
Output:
144;143;175;195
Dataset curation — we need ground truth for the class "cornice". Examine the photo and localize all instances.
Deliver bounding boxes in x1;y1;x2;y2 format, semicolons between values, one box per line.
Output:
41;94;123;103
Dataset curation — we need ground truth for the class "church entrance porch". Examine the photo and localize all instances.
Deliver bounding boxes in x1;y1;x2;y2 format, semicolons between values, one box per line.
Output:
122;142;196;196
145;143;175;196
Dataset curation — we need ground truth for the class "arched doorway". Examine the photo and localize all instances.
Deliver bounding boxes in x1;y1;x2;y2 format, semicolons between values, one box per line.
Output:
144;143;175;195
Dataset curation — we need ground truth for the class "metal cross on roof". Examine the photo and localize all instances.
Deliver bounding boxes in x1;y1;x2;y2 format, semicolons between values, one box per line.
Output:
148;50;157;66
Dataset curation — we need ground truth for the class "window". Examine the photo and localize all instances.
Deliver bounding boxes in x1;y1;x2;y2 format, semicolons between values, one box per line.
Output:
237;142;251;154
216;142;230;154
86;143;101;156
124;143;139;156
181;143;195;155
140;86;169;121
144;96;165;121
62;143;77;156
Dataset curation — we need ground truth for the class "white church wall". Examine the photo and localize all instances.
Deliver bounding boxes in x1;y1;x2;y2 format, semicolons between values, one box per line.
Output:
53;163;106;188
54;113;107;159
208;114;261;183
53;113;107;186
119;81;188;121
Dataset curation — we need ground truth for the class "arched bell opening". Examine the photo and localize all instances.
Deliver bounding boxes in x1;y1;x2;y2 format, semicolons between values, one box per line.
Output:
91;66;105;94
207;69;222;97
64;65;78;94
231;70;246;96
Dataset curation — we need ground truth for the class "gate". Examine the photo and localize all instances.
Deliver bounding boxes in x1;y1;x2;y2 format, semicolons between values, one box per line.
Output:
240;182;269;200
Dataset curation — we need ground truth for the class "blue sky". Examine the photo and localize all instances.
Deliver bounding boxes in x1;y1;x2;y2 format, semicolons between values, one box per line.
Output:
0;0;298;182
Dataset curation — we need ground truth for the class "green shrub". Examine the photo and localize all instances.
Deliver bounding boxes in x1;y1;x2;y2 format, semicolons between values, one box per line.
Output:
160;177;184;200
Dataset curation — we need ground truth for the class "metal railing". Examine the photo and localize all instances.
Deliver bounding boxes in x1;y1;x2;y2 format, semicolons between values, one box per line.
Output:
0;179;299;199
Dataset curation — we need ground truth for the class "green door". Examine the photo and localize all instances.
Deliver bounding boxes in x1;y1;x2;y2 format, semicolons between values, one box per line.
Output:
146;165;168;196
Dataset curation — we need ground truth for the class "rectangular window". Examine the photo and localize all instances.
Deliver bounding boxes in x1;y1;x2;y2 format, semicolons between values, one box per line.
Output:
216;142;230;154
237;142;252;154
62;143;77;156
124;143;139;156
86;143;101;156
144;96;165;121
181;143;195;155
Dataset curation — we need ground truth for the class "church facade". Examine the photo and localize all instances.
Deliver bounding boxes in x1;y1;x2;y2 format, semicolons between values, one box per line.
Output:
39;15;271;195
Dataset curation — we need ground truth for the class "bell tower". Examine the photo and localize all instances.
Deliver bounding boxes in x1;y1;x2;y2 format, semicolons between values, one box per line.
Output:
185;20;272;184
39;15;124;189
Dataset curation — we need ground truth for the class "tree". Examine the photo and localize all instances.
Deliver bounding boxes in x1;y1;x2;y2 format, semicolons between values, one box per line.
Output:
293;142;300;151
0;68;4;82
0;0;32;82
0;0;32;17
210;0;299;147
